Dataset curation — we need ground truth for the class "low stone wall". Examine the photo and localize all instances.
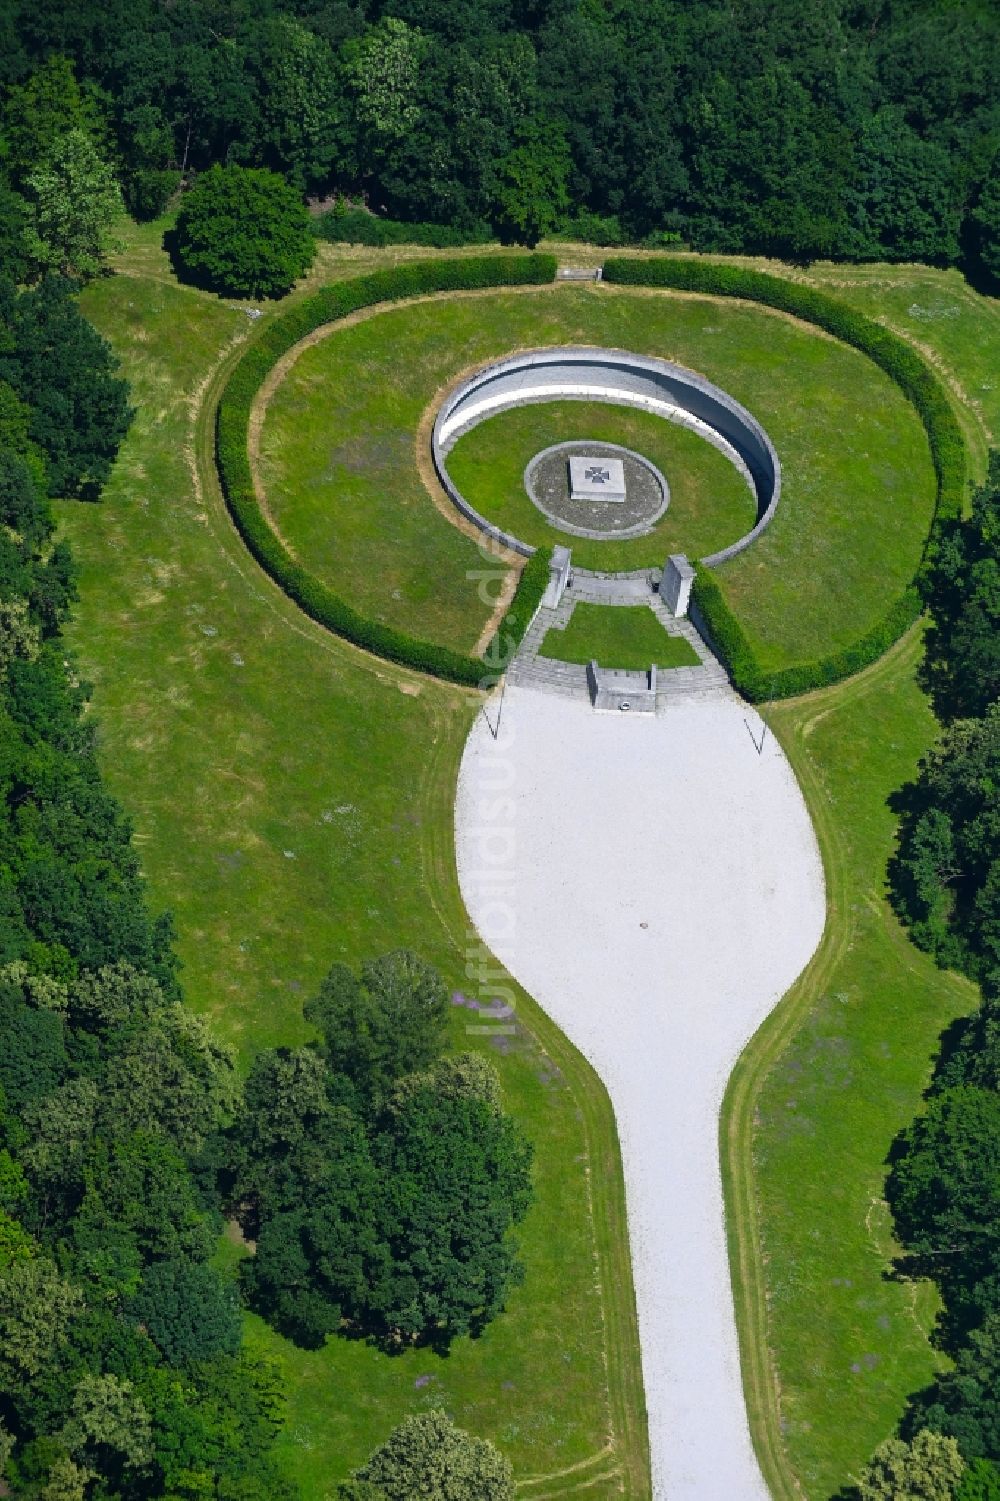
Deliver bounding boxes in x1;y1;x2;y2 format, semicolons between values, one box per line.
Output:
431;346;781;567
587;660;658;713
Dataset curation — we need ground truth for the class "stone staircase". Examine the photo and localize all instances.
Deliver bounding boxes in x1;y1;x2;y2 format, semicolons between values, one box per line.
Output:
508;592;589;699
507;571;733;708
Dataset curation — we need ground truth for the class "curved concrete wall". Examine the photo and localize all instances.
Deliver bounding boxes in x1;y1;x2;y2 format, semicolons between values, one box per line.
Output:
431;347;781;566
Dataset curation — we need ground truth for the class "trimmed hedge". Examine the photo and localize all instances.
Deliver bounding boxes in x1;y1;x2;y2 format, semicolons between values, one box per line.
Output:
216;254;557;686
691;564;923;703
313;209;492;249
603;256;967;701
483;546;553;677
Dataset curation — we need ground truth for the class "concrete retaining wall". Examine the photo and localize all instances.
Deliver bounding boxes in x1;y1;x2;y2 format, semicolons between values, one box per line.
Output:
431;346;781;567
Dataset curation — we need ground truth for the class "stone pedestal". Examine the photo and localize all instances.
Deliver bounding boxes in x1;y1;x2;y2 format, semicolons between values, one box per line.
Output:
661;554;696;618
587;661;657;714
543;545;572;609
569;455;627;504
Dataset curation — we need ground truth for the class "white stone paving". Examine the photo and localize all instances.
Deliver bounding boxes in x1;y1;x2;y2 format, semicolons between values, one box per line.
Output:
455;684;825;1500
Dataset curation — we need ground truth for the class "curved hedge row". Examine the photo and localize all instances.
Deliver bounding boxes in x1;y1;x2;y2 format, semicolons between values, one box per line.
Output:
603;256;967;701
216;253;557;686
483;546;552;678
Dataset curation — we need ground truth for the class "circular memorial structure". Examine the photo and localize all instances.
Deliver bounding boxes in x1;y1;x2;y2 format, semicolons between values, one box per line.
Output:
523;440;669;540
433;346;781;564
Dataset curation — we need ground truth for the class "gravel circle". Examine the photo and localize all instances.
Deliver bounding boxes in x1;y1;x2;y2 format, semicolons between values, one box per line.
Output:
524;441;669;540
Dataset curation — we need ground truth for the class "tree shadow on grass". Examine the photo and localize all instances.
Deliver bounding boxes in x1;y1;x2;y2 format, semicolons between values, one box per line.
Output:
161;224;263;301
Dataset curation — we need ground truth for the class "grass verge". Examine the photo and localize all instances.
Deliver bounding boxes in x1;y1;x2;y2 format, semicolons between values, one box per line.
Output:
718;253;997;1498
724;629;977;1498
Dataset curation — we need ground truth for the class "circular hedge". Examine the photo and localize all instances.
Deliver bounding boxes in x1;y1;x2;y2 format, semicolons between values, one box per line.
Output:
215;255;558;686
215;253;965;697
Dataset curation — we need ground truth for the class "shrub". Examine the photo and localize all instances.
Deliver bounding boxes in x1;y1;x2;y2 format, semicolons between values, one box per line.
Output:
173;166;315;299
550;212;627;247
484;547;551;677
313;208;491;249
125;168;180;224
856;1428;965;1501
604;256;966;699
354;1410;514;1501
215;255;557;685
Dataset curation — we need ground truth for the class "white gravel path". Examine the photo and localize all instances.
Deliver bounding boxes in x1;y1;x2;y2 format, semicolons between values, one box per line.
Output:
455;684;825;1500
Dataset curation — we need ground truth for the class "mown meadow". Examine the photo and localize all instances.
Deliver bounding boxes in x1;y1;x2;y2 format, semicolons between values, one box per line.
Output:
57;223;999;1499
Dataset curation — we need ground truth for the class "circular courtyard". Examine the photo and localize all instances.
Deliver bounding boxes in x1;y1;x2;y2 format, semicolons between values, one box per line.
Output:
524;440;669;539
252;285;937;667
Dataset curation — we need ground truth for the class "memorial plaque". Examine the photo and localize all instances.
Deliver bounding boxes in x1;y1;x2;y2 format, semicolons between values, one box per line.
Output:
568;455;627;504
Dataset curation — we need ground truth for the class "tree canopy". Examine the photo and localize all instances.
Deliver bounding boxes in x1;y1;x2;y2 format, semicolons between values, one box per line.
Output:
229;953;532;1350
0;264;291;1501
921;455;1000;725
2;3;999;269
889;705;1000;981
352;1410;514;1501
172;164;315;298
857;1428;965;1501
304;948;449;1107
0;276;132;499
871;453;1000;1490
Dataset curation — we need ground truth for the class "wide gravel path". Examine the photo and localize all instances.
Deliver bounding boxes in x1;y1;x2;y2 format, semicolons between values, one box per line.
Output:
455;684;825;1500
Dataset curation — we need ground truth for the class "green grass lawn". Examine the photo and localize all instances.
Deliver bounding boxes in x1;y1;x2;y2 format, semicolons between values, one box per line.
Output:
539;603;701;669
446;400;756;568
60;248;648;1500
725;632;976;1499
800;262;1000;480
57;224;999;1501
721;254;999;1500
257;283;936;672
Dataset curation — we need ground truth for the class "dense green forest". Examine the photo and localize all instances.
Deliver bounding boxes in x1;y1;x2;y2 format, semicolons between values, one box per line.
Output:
0;0;998;275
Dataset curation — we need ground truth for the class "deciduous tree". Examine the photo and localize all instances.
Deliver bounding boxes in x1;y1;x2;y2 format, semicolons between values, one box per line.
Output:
24;129;124;280
921;454;1000;723
172;165;315;299
907;1316;1000;1462
354;1410;513;1501
0;274;132;498
305;949;448;1105
126;1258;241;1364
857;1428;964;1500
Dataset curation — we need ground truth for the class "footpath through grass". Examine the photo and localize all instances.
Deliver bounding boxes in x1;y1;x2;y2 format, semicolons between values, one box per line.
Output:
539;604;700;670
59;232;648;1500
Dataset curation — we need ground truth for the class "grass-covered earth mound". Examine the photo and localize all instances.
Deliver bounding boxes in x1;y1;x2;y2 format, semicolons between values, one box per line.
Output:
256;284;936;671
